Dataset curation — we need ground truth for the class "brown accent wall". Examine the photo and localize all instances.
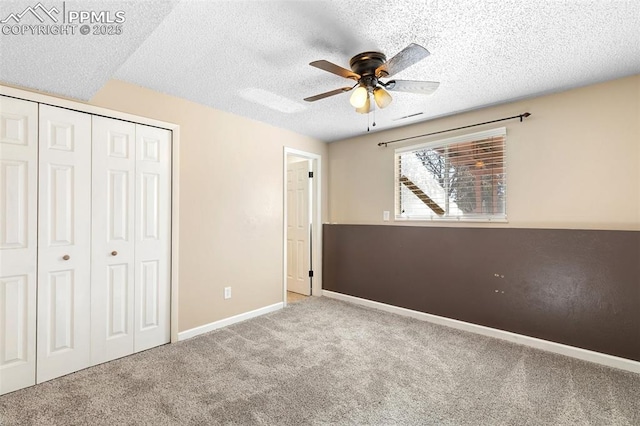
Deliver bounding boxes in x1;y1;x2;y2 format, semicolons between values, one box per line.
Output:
323;224;640;361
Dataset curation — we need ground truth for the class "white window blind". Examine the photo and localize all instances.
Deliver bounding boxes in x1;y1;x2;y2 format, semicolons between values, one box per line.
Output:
395;127;507;221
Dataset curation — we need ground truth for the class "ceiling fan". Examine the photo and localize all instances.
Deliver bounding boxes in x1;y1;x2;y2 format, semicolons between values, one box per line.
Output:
304;43;439;114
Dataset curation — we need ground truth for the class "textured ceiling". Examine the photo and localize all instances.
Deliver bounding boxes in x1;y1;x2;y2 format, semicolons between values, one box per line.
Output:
0;0;178;100
1;0;639;142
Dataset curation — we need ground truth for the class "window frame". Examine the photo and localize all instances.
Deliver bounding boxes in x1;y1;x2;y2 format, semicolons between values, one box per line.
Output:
394;127;508;223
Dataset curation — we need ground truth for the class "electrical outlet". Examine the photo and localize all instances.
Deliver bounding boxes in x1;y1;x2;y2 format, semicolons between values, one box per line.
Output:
383;211;390;221
224;287;231;299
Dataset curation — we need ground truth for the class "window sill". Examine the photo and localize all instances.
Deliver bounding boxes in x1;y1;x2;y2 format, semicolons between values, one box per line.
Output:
394;216;508;223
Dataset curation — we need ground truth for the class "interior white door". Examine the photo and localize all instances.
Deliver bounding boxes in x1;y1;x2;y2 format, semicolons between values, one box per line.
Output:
37;105;91;383
286;159;311;296
90;116;136;365
0;96;38;395
134;124;171;352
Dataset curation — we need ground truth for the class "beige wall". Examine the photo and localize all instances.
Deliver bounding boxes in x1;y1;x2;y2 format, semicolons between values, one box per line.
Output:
91;80;328;332
328;75;640;231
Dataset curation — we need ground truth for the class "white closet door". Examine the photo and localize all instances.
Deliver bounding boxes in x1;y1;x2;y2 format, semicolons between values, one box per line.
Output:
134;124;170;352
37;105;91;383
0;96;38;394
90;116;136;365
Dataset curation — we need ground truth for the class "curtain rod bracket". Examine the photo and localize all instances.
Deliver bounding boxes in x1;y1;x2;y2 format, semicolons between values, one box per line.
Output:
377;112;531;147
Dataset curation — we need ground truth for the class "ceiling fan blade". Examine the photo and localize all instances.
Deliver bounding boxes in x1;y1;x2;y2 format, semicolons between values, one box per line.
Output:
376;43;430;77
304;86;354;102
384;80;439;94
310;60;360;80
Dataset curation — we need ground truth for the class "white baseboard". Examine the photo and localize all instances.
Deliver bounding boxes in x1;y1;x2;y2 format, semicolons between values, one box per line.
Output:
178;302;284;341
322;290;640;374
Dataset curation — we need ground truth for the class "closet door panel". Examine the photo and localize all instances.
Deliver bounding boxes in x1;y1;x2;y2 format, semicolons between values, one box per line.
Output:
134;125;170;352
0;96;38;395
37;105;91;383
91;116;136;365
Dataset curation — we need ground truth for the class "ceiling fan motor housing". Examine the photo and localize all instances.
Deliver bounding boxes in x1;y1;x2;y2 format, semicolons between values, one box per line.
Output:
349;51;388;88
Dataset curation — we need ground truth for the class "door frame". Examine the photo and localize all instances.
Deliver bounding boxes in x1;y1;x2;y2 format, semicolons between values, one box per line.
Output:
283;147;322;306
0;84;181;344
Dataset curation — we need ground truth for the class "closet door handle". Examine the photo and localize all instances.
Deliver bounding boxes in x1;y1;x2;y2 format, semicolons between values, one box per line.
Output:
111;251;118;256
62;254;70;260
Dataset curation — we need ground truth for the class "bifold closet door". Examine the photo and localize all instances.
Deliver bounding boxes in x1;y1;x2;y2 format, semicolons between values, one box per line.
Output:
134;124;171;352
90;116;136;365
0;96;38;394
37;105;91;383
91;121;171;360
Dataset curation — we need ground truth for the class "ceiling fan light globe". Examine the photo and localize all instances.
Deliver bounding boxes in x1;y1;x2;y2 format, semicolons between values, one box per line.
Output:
349;86;369;108
355;96;371;114
374;87;392;108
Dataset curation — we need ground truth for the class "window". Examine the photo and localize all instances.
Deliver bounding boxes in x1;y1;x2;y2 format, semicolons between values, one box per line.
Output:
395;127;506;221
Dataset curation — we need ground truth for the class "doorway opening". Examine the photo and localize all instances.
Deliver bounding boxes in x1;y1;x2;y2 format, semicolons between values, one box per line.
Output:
283;148;321;306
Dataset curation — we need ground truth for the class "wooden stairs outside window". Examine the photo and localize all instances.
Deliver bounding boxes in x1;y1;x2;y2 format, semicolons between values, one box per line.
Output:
399;175;445;216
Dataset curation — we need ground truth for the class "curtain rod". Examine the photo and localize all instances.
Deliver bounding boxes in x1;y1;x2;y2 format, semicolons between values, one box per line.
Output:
377;112;531;147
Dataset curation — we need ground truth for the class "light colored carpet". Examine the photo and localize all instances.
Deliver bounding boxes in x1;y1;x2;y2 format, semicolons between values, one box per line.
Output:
1;297;638;425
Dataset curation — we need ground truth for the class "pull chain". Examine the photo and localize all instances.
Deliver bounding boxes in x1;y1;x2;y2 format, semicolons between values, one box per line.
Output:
367;104;370;132
366;93;371;131
372;102;376;128
366;93;377;132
